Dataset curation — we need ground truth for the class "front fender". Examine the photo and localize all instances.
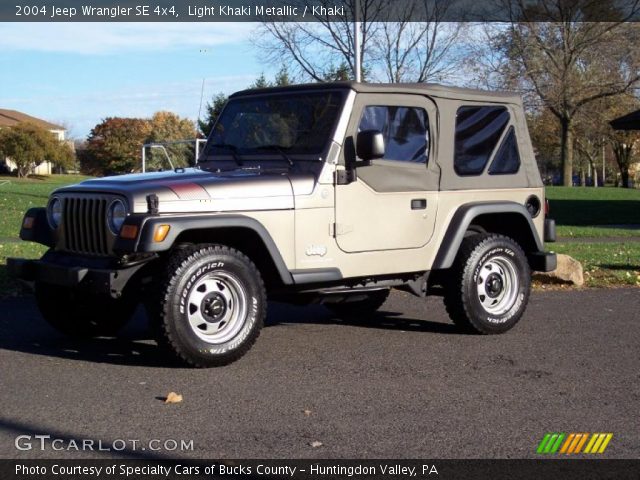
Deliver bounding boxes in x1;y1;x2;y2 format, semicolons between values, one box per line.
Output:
18;207;55;247
114;213;294;285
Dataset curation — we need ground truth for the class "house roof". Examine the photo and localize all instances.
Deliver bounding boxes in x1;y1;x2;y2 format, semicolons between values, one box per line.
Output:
609;110;640;130
0;109;64;131
610;109;640;131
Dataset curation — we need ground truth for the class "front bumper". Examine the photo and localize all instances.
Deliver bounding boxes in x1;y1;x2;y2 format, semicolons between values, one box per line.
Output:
7;255;150;298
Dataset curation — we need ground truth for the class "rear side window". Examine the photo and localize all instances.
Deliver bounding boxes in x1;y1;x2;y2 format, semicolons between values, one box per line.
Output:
488;127;520;175
358;106;429;163
454;106;510;175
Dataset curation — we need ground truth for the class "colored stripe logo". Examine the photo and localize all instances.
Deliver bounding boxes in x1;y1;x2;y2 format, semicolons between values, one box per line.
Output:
537;433;613;454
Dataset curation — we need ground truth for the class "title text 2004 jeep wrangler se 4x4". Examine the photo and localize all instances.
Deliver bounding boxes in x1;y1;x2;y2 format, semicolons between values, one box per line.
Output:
9;82;557;367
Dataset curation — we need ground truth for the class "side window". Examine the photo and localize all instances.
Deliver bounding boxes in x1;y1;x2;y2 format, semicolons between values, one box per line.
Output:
454;106;510;176
358;106;429;163
488;127;520;175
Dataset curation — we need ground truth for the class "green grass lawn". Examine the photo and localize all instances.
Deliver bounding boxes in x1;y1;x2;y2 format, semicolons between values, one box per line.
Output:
556;225;640;238
546;186;640;228
0;174;90;238
549;242;640;288
0;175;89;297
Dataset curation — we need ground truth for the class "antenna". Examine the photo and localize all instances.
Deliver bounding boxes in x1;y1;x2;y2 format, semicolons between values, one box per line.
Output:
197;77;206;132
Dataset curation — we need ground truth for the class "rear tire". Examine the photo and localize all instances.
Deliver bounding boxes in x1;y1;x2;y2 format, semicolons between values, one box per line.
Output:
443;234;530;334
35;283;137;338
149;244;266;368
325;289;390;321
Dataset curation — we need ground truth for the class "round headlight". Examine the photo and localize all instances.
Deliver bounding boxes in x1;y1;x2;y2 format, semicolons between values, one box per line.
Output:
48;198;63;229
107;199;127;234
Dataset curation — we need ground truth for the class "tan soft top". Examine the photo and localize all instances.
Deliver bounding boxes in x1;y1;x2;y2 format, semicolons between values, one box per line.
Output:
231;81;523;104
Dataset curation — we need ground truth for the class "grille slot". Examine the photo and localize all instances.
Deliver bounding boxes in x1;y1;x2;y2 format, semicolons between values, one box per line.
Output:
61;197;110;256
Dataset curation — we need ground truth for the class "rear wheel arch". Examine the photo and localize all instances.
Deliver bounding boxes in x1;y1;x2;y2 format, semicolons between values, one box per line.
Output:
433;202;542;270
469;212;539;253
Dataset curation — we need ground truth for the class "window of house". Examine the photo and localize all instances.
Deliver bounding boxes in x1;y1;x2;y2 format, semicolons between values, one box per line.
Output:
488;126;520;175
358;106;429;163
454;106;510;175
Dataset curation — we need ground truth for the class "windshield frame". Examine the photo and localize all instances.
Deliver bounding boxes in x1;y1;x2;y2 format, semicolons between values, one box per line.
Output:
198;88;348;165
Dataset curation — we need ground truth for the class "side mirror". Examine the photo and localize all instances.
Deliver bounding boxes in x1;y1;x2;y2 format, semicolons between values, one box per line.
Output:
356;130;385;162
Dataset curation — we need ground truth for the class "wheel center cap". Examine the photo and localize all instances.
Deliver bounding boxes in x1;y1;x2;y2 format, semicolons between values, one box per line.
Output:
485;273;503;298
201;293;227;322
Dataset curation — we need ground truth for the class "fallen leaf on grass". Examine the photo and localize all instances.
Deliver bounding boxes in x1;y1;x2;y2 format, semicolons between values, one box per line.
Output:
164;392;183;404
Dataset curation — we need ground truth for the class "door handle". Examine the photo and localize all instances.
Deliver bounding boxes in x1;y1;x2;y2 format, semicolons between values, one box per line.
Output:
411;199;427;210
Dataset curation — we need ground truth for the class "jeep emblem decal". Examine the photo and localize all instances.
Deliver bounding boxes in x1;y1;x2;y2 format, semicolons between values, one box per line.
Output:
305;245;327;257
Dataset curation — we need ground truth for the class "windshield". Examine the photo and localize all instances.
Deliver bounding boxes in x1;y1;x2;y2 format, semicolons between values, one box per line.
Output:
202;91;344;162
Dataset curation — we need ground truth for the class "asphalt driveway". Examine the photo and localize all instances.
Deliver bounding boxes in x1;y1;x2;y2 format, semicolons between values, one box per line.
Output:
0;289;638;459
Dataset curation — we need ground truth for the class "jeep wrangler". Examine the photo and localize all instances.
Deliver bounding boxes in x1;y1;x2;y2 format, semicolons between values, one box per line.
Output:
9;82;557;367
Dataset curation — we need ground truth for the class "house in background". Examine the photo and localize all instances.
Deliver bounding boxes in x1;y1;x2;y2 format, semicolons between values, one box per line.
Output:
0;109;66;175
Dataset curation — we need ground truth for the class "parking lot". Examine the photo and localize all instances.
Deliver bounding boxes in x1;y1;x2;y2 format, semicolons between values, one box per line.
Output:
0;288;638;459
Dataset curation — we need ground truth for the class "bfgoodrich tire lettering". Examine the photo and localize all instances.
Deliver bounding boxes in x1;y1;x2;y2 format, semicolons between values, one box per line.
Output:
153;245;265;367
443;234;531;334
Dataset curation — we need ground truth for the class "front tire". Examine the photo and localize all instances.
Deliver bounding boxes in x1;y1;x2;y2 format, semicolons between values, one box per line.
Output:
151;245;266;368
443;234;531;334
35;283;137;337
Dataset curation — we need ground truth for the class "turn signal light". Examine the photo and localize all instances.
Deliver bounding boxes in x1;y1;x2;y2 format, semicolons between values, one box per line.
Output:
120;225;139;239
153;224;171;243
22;216;35;229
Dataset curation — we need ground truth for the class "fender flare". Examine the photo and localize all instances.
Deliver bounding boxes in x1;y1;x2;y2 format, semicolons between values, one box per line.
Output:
432;201;543;270
115;213;294;285
19;207;55;247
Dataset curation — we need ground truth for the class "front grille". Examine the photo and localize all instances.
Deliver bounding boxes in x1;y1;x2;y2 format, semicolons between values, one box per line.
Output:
61;196;110;256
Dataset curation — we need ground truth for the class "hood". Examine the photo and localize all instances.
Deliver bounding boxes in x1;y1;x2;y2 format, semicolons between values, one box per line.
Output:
56;168;316;214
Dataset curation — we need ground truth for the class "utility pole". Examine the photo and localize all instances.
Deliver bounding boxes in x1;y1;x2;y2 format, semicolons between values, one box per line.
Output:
354;0;361;82
602;137;606;186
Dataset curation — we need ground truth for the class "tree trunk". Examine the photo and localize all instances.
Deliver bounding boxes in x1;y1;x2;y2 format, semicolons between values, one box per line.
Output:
579;169;586;186
592;165;598;188
561;118;574;187
621;169;630;188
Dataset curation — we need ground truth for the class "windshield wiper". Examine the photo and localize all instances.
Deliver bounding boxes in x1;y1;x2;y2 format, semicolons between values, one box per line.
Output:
255;145;294;166
208;143;243;166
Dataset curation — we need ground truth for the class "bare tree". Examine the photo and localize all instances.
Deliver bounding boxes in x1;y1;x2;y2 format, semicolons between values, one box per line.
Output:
475;0;640;186
254;0;466;83
372;2;466;83
255;0;382;81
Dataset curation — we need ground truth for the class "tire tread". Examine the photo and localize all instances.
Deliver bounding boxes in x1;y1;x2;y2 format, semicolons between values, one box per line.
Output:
151;244;266;368
443;233;530;334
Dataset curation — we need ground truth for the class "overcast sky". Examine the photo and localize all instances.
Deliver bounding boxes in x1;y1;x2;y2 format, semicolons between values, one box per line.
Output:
0;23;274;138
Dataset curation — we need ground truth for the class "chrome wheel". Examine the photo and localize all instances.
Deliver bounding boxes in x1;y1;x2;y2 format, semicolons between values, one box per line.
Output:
476;256;519;315
186;272;248;344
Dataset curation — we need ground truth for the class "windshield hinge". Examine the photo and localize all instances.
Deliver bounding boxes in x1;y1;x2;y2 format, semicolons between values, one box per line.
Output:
335;169;356;185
